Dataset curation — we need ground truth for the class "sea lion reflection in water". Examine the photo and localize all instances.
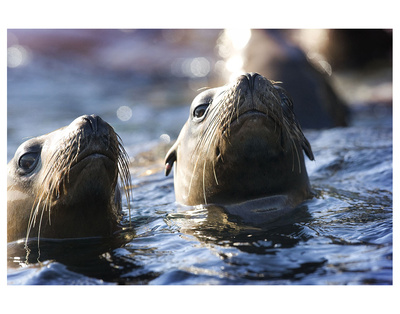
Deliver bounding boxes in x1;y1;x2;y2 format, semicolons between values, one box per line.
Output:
165;73;314;225
7;115;131;243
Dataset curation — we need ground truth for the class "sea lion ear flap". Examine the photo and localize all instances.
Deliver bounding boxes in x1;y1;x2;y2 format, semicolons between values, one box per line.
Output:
164;144;177;176
302;138;315;161
274;84;315;161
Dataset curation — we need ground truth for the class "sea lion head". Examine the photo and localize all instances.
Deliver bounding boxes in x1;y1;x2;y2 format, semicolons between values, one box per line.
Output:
165;72;314;206
7;115;131;242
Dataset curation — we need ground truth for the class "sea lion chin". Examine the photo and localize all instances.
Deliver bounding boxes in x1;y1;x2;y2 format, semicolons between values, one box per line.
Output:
7;115;131;242
165;72;314;221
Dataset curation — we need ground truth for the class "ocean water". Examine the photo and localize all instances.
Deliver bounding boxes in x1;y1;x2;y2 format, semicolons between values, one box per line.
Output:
7;48;392;285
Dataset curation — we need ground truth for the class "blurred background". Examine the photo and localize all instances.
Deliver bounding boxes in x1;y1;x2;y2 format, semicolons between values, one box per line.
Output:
7;29;392;161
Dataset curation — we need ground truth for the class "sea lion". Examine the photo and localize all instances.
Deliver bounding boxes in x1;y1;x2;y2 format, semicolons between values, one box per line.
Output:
7;115;131;242
241;29;348;128
165;73;314;223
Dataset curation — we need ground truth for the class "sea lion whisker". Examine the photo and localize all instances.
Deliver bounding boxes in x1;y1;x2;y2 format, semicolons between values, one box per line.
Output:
25;193;46;246
188;147;203;196
25;203;38;246
117;140;133;226
36;201;47;259
236;94;241;123
193;110;219;157
270;90;281;104
289;136;301;173
201;122;221;189
283;116;307;170
26;192;49;259
204;114;221;146
218;106;231;136
290;137;296;172
225;97;236;131
202;160;208;205
193;118;211;155
212;159;219;185
207;121;219;148
189;118;219;195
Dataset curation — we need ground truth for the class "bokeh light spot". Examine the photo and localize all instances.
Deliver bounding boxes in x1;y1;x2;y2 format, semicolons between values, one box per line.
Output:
160;134;171;144
7;45;30;68
117;106;133;121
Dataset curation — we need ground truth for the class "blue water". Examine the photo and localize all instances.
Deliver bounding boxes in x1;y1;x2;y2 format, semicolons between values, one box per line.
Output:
7;48;392;285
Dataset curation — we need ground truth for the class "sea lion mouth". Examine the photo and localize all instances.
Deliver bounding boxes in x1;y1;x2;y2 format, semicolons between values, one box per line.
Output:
237;109;267;118
71;150;116;170
222;108;280;137
230;109;268;124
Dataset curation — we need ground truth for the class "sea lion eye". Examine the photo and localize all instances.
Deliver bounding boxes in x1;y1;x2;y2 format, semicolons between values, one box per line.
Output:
193;104;209;120
18;152;39;173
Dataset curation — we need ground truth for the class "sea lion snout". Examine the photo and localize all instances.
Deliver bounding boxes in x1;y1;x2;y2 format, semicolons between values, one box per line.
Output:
235;72;269;95
239;72;262;91
71;114;107;136
67;114;117;162
226;72;280;124
82;114;100;133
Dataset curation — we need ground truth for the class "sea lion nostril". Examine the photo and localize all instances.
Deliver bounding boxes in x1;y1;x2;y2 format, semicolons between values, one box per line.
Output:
82;114;99;133
240;72;260;91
